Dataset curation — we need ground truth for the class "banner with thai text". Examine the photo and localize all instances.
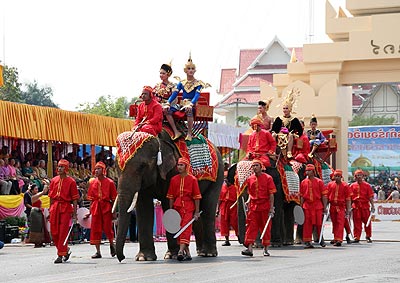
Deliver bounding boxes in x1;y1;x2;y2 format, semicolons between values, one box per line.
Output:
374;201;400;221
348;126;400;175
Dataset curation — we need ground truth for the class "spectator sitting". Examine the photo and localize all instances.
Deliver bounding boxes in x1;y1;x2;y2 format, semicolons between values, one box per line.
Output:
0;159;12;195
386;188;399;201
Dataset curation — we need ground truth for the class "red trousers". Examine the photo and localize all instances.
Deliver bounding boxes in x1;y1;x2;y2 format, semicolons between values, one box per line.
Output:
353;207;372;240
303;207;322;242
50;212;71;257
244;209;271;247
344;216;351;235
90;212;114;245
330;205;345;242
177;210;194;245
220;201;238;237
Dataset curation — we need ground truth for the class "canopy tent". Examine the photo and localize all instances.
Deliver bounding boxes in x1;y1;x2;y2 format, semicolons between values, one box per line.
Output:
0;100;132;146
207;122;245;150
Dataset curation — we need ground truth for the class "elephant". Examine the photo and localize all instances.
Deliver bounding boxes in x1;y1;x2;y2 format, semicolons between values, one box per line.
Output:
115;130;224;262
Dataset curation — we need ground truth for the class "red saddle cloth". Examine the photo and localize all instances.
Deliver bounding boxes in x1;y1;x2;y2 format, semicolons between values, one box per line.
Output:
116;131;155;171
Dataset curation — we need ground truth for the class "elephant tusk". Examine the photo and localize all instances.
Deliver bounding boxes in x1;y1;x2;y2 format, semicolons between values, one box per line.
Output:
127;192;138;213
112;195;118;213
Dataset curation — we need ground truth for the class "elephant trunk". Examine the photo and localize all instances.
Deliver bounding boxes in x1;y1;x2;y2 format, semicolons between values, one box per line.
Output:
116;177;141;262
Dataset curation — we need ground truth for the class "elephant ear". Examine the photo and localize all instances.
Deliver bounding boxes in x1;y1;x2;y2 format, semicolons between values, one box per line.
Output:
158;139;179;180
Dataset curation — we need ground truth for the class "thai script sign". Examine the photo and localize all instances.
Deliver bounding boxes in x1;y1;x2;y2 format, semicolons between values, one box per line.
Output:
374;201;400;221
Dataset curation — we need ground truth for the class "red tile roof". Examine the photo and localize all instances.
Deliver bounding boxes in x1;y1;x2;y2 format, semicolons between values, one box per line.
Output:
238;49;262;77
218;68;236;94
236;74;273;87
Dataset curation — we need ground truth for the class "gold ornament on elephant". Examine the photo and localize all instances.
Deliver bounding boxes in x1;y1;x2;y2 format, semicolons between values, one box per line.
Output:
277;133;289;149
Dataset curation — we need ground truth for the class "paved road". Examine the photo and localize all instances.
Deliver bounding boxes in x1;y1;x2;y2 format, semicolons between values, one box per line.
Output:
1;221;399;283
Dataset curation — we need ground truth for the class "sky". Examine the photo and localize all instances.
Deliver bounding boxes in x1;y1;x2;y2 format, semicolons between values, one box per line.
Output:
0;0;346;111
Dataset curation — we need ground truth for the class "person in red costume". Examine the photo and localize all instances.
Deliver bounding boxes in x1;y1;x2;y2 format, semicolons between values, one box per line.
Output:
86;161;118;259
300;164;328;248
217;178;238;246
349;169;375;243
326;169;352;246
134;85;163;136
241;159;276;257
292;119;311;163
166;158;201;261
48;159;79;264
245;116;277;168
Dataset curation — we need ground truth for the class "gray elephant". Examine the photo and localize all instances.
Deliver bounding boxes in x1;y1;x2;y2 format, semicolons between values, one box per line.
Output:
115;130;224;262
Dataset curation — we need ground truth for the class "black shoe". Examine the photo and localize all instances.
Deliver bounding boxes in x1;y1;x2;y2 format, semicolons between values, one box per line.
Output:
351;239;360;244
304;242;314;249
263;249;270;256
110;244;116;257
54;256;63;264
346;236;351;244
333;241;342;247
320;240;326;248
63;248;71;262
91;252;102;259
222;241;231;246
241;248;253;257
177;251;184;261
330;240;336;245
183;255;192;261
366;237;372;243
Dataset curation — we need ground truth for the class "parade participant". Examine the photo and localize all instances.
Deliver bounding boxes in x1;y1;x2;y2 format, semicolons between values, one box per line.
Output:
292;119;311;162
300;164;328;248
245;116;277;168
153;63;175;105
86;161;117;259
166;157;201;261
164;54;210;141
217;178;239;246
134;85;163;136
326;169;352;246
48;159;79;264
257;99;273;130
271;89;303;159
241;159;276;257
306;114;326;158
349;169;375;243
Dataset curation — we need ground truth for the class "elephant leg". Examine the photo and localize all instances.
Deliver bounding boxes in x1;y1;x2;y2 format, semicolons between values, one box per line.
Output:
237;195;247;245
195;187;219;257
283;202;295;245
268;167;284;247
295;224;303;244
161;200;179;259
135;190;157;261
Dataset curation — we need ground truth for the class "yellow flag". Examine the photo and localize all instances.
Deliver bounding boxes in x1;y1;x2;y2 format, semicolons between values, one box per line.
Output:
0;64;3;87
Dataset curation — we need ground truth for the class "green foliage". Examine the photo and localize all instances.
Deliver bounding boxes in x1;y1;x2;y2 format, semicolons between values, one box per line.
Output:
0;65;22;102
21;80;58;108
76;95;138;118
349;115;395;126
236;115;251;126
4;216;27;227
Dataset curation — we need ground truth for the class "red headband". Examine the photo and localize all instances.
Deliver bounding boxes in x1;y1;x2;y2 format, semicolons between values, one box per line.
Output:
58;159;69;173
334;169;343;177
177;157;191;171
354;169;364;176
142;86;154;98
305;164;315;171
94;161;107;175
250;117;263;126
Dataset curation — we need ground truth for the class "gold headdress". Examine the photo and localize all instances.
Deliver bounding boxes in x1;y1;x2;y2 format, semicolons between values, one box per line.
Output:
161;60;173;76
280;88;300;114
258;98;273;111
184;52;196;71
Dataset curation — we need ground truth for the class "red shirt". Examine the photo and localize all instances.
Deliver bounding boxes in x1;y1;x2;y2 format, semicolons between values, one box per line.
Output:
49;175;79;214
245;173;277;211
135;99;163;135
247;129;276;156
300;177;327;210
219;183;237;202
349;181;374;209
327;181;352;207
167;174;201;212
87;177;117;215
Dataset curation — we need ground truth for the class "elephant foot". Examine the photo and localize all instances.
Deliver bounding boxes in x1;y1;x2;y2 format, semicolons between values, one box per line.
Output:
164;251;177;260
270;243;282;248
294;239;302;245
117;254;125;263
197;249;218;257
135;252;157;261
283;241;294;246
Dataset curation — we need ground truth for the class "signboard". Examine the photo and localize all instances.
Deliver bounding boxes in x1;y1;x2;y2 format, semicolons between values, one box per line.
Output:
374;201;400;221
348;126;400;175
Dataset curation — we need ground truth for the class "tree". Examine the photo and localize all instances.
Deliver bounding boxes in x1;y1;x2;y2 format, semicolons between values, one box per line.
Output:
21;80;58;108
349;115;395;126
76;95;137;118
0;65;22;102
236;115;251;127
